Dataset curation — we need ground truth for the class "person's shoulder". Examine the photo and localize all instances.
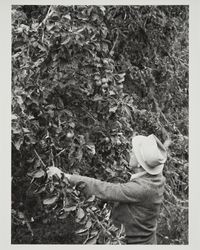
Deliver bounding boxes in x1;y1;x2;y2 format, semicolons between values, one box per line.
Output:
136;172;166;185
143;173;166;189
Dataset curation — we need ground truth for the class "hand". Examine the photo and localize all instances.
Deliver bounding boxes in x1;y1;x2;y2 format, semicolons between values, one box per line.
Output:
46;166;63;179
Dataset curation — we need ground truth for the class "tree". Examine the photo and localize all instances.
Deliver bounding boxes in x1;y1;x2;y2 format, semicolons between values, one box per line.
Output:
11;5;188;244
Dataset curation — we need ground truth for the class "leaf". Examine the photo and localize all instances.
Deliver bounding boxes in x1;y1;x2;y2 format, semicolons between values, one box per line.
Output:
86;195;95;202
33;159;41;169
58;213;69;219
47;109;54;118
140;109;147;115
118;73;126;78
46;23;54;31
61;37;71;45
76;148;83;162
37;43;47;52
102;43;109;53
12;114;18;120
91;206;97;212
43;195;58;205
69;122;75;128
94;75;101;80
65;110;73;117
85;234;99;244
85;219;92;229
99;6;106;15
33;185;46;194
63;14;71;20
75;27;85;34
64;206;77;212
93;95;103;101
109;90;115;96
118;78;125;83
22;127;30;133
75;227;88;234
86;144;95;155
57;97;64;108
109;106;118;113
124;105;131;118
12;128;21;135
14;138;23;150
77;208;85;220
106;168;116;177
27;169;45;179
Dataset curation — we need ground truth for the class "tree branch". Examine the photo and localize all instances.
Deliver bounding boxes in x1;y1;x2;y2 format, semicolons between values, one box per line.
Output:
34;149;46;168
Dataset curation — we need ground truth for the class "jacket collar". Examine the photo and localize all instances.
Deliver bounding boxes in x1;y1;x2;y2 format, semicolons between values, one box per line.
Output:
130;171;147;181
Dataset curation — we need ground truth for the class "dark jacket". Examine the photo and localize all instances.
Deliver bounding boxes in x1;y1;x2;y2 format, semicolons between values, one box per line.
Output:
69;172;165;244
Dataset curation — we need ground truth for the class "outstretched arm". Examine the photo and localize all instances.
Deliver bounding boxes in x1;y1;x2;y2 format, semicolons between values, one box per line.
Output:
47;167;147;203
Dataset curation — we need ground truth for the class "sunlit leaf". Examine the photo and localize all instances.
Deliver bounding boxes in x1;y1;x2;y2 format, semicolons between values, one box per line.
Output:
22;127;30;133
58;213;69;219
109;106;118;113
76;208;85;220
63;14;71;20
64;206;77;212
86;144;95;155
27;169;45;179
85;219;92;229
93;95;103;101
12;114;18;120
14;138;23;150
69;122;75;128
75;227;88;234
43;195;58;205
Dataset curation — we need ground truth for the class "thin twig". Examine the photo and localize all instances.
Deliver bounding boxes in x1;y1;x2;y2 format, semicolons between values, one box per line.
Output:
56;148;66;157
34;149;46;168
50;148;55;167
110;29;119;55
25;218;34;237
80;106;98;123
38;5;54;28
162;202;171;216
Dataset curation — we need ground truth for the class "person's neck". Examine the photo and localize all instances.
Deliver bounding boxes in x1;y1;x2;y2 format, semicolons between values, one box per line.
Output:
130;168;147;180
134;167;144;174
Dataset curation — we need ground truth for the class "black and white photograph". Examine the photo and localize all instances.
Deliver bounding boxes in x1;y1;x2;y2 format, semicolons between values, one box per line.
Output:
9;3;190;245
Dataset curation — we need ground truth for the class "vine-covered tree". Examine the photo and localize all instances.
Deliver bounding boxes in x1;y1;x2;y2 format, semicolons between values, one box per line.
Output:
12;5;188;244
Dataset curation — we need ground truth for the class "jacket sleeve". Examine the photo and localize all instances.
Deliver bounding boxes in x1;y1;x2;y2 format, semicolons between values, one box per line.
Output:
68;174;147;203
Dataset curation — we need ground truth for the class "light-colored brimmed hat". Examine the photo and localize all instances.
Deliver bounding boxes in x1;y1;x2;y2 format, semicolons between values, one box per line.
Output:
132;134;167;175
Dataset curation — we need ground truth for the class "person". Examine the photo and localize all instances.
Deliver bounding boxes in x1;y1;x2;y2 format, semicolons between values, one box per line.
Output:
47;134;168;244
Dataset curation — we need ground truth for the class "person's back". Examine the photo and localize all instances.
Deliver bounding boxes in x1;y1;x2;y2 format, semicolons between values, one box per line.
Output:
111;172;165;244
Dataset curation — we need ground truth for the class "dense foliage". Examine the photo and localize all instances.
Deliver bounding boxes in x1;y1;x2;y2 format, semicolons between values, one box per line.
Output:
11;5;188;244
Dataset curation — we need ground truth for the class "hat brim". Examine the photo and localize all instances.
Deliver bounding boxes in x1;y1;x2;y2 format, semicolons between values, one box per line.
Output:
132;136;164;175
